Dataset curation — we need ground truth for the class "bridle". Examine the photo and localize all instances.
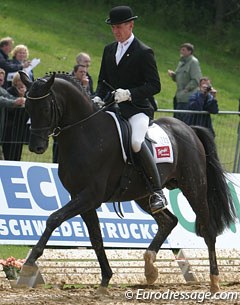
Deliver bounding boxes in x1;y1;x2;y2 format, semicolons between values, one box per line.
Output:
26;92;52;100
26;89;115;139
26;90;62;140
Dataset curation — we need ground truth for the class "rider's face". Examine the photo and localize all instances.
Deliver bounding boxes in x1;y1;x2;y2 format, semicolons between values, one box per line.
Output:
111;21;133;43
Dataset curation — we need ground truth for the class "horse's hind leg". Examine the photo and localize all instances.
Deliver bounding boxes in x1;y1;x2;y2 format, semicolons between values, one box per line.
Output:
196;212;219;292
136;197;178;285
182;185;220;292
81;209;113;292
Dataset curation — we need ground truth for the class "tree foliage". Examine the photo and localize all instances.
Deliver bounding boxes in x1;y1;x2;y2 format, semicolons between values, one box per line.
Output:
104;0;240;55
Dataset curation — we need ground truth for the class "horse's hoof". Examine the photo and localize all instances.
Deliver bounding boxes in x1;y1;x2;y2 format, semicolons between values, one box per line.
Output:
96;286;109;296
144;250;158;284
210;274;220;293
16;263;45;288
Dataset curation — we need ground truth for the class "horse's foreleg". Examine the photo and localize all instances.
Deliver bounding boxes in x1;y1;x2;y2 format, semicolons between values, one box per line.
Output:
17;197;87;287
136;199;178;285
81;209;113;291
26;196;86;265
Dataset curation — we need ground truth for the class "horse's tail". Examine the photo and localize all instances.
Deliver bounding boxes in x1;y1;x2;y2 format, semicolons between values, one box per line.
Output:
191;126;236;236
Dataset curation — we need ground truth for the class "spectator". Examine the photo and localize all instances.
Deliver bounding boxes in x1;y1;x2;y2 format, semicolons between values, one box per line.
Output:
186;77;218;137
10;44;34;82
73;64;91;96
168;42;202;122
7;72;27;97
2;72;29;160
75;52;94;95
0;37;30;88
0;68;25;160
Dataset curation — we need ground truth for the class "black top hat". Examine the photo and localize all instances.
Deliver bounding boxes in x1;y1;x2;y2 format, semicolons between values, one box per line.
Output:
105;6;138;25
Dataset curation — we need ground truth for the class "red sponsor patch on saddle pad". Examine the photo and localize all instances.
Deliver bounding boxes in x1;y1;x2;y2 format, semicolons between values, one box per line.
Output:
155;146;171;158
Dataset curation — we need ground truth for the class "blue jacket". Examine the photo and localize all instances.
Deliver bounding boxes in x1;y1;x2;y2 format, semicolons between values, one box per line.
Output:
186;91;219;136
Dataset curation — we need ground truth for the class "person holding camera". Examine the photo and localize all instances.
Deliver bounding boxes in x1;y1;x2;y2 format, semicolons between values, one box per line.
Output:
186;77;218;137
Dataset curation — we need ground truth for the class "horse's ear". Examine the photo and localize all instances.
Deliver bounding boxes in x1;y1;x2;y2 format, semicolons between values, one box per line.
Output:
45;72;56;91
19;70;32;89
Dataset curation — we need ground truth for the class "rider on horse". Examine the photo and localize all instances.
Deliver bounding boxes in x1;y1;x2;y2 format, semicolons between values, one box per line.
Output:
93;6;168;214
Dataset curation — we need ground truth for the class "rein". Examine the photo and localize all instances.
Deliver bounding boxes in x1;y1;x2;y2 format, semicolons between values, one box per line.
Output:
27;90;116;138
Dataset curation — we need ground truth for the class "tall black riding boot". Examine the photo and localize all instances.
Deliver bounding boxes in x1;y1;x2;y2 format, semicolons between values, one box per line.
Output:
135;142;168;214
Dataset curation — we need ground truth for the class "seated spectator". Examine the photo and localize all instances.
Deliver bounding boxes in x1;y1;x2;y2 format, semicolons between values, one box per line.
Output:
75;52;94;95
2;72;29;160
0;37;30;88
0;68;25;160
185;77;218;137
73;64;91;96
7;72;27;97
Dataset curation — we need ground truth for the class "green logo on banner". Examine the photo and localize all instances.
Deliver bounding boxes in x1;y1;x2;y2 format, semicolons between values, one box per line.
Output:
169;189;195;233
169;181;240;234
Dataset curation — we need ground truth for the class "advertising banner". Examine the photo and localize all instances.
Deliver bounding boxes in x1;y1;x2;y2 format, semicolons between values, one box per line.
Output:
0;161;239;248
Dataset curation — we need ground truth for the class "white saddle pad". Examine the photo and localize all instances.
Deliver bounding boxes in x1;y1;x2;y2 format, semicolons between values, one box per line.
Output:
106;112;173;163
147;123;174;163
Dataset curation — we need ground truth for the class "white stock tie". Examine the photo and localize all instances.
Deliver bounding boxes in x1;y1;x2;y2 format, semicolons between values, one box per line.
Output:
115;43;124;65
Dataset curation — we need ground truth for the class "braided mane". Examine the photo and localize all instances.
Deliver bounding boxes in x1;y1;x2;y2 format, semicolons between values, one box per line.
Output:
44;71;84;93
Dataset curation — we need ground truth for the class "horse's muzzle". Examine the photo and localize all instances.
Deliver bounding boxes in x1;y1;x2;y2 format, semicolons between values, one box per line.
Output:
29;134;49;154
29;144;47;154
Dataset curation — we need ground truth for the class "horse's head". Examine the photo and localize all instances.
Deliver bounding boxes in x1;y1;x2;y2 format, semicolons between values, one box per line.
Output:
19;71;56;154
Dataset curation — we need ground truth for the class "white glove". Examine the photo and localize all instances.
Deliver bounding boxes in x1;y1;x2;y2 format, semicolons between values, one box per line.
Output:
92;96;105;108
113;89;131;103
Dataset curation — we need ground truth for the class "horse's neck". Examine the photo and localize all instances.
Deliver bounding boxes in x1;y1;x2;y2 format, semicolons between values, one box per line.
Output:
55;85;94;124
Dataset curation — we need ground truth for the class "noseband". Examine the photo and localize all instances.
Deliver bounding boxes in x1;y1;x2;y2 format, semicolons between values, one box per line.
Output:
26;90;61;139
26;92;52;100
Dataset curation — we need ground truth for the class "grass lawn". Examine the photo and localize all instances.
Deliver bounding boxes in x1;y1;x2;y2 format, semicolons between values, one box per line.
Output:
0;0;239;111
0;245;30;259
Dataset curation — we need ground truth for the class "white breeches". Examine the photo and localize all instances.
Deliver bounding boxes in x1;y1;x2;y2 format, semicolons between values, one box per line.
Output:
128;113;149;153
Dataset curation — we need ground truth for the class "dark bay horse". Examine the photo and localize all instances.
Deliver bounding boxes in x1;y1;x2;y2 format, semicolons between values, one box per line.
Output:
18;71;235;293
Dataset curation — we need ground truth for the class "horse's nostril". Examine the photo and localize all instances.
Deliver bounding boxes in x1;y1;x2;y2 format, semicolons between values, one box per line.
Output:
36;146;45;154
29;144;46;154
